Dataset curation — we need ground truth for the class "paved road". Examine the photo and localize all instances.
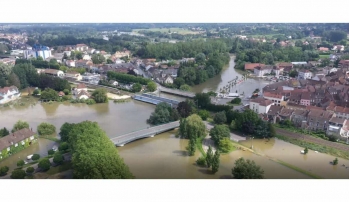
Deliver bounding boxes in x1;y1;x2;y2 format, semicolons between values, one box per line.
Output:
276;128;349;152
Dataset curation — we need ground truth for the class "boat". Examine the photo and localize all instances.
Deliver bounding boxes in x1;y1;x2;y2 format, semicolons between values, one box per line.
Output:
27;154;33;160
300;150;305;154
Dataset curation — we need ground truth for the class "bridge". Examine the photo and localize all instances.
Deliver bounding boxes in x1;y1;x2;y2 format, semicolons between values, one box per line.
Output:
133;93;180;107
111;121;180;146
159;87;195;98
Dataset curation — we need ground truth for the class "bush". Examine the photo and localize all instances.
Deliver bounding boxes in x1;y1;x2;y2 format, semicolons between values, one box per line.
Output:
230;98;241;105
0;166;9;176
62;95;70;101
53;153;64;165
38;158;51;171
58;142;69;152
63;89;70;95
196;156;207;167
197;110;210;121
328;136;337;142
333;158;338;165
218;138;234;153
10;169;26;179
17;160;25;167
26;166;35;174
304;147;308;154
31;154;40;161
37;122;56;136
85;99;96;105
48;149;55;155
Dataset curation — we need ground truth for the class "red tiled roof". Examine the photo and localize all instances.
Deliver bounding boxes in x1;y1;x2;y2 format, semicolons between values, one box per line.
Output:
244;63;265;70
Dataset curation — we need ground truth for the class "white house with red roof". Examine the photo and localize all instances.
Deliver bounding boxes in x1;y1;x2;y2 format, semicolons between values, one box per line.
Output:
0;86;21;104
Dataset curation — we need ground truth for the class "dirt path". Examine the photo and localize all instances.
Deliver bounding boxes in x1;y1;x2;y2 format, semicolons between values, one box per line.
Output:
276;128;349;152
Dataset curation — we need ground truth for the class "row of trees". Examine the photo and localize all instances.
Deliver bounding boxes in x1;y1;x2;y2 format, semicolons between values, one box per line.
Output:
107;71;152;85
60;121;134;179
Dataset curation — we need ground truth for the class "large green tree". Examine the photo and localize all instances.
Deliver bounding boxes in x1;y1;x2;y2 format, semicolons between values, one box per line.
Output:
91;54;105;64
37;122;56;136
231;158;264;179
213;111;227;124
177;101;193;118
147;102;178;125
0;127;10;137
92;88;108;103
12;120;29;133
211;150;220;173
40;88;59;101
67;121;134;179
206;146;213;168
209;124;230;146
146;82;157;92
59;123;75;142
10;169;26;179
179;114;206;139
38;158;51;172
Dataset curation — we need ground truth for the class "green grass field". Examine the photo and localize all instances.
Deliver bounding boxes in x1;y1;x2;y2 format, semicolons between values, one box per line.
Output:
319;55;330;59
133;27;200;35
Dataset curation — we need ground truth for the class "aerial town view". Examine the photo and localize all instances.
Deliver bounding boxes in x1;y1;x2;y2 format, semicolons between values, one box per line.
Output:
1;22;349;181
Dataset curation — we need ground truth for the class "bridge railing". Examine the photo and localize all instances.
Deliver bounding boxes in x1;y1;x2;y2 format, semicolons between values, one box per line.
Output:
113;127;174;144
142;93;180;104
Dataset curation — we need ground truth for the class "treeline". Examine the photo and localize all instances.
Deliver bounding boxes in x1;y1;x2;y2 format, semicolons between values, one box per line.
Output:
15;59;60;70
135;39;231;60
107;71;151;85
8;63;70;91
60;121;134;179
232;38;319;70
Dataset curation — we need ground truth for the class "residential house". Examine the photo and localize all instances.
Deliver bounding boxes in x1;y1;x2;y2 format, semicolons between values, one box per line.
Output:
0;86;21;104
338;60;349;68
244;63;265;71
263;92;284;106
318;47;329;52
300;92;311;106
114;50;131;58
75;60;91;68
65;60;75;67
58;91;65;97
40;69;65;77
326;101;349;119
115;58;125;64
332;45;345;52
75;44;89;52
0;128;36;160
77;90;91;100
266;105;283;123
249;97;274;114
82;54;91;61
298;69;312;80
291;109;308;127
74;83;87;95
65;71;82;81
327;117;347;138
254;65;279;77
306;109;334;131
109;80;118;86
157;75;174;84
63;51;71;57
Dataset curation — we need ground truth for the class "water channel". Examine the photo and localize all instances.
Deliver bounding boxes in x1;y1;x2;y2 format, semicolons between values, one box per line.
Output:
1;57;348;179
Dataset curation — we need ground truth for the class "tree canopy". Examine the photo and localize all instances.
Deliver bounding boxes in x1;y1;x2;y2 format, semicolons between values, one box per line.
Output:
231;158;264;179
147;102;179;125
179;114;206;139
37;122;56;136
12;120;29;133
92;88;108;103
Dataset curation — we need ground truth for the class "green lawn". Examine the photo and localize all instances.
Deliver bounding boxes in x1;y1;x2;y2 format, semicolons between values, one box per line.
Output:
319;55;330;59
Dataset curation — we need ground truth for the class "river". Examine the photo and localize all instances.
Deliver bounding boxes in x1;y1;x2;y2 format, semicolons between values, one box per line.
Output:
1;57;348;179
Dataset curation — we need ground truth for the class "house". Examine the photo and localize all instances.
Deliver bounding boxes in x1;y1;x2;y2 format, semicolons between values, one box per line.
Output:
332;45;345;52
63;51;71;57
42;69;65;77
75;60;91;68
65;71;82;81
306;109;334;131
249;97;274;114
318;47;329;52
291;109;308;127
244;63;265;71
300;92;311;106
82;54;91;61
254;65;275;77
74;83;87;95
0;128;37;160
65;60;75;67
58;91;65;97
0;86;21;104
298;69;312;80
263;92;284;106
114;50;131;58
109;80;118;86
338;60;349;68
115;58;125;64
267;105;283;123
326;101;349;119
291;62;307;66
77;90;91;100
75;44;89;51
157;75;174;84
327;117;347;137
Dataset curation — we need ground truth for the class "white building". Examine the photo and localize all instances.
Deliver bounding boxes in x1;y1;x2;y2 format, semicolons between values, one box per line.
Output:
249;97;274;114
263;92;284;106
298;69;312;80
23;44;52;60
74;83;87;95
254;65;280;77
0;86;21;104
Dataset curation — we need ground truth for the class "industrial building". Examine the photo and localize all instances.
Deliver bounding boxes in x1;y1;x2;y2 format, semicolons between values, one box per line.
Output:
23;44;52;60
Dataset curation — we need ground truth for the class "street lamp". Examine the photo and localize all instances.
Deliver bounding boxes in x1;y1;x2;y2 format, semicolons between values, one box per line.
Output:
251;136;254;149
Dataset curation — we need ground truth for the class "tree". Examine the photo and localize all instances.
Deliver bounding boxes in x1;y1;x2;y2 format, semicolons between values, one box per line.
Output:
206;146;213;168
59;123;75;142
58;142;69;152
92;88;108;103
38;158;51;172
40;88;59;101
132;83;142;92
53;153;64;165
198;110;210;121
214;111;227;124
0;166;9;176
37;122;56;136
210;125;230;145
289;70;298;78
195;53;206;65
92;54;106;64
106;59;113;64
230;98;241;104
75;51;83;60
333;158;338;165
32;89;41;95
36;56;44;61
48;149;55;155
63;89;69;95
268;122;276;137
211;150;220;173
219;138;234;153
179;114;206;139
10;169;26;179
177;101;193;118
8;72;21;88
68;121;134;179
0;77;6;88
232;158;264;179
304;147;308;154
26;166;35;174
173;77;185;88
229;120;237;131
187;137;196;156
12;120;29;133
179;84;191;91
17;160;25;167
147;102;178;125
0;127;10;137
31;154;40;161
146;82;157;92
